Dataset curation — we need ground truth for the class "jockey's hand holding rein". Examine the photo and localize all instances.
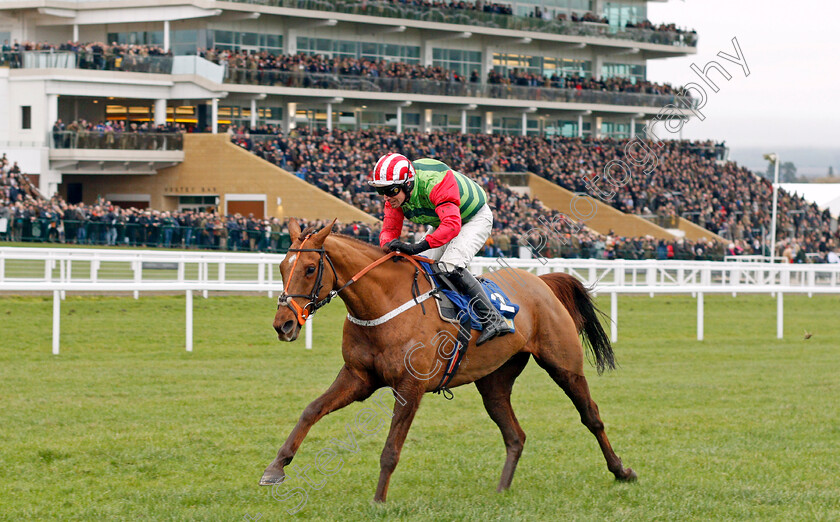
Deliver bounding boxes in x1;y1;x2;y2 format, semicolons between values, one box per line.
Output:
386;238;430;256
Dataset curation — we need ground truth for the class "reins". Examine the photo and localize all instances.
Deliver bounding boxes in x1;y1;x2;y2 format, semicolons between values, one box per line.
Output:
277;233;435;326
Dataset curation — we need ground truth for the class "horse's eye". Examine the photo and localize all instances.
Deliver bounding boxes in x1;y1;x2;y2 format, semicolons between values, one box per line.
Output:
305;265;316;276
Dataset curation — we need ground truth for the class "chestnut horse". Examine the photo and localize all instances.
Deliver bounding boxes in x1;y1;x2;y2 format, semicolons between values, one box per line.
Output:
263;219;636;502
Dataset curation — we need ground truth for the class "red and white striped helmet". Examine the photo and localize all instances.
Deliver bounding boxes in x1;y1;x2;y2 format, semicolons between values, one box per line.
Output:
369;153;415;186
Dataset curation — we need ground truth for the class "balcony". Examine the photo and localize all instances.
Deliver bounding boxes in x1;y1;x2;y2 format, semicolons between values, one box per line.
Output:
224;69;695;109
4;50;694;110
234;0;698;47
49;131;185;175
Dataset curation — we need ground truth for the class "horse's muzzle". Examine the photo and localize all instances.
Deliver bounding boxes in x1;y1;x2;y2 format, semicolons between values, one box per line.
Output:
273;318;300;342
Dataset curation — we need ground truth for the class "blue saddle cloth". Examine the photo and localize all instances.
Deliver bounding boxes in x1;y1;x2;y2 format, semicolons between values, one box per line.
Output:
419;262;519;332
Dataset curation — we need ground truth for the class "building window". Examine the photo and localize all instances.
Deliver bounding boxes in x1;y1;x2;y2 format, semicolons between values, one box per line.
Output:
601;122;630;139
545;120;591;137
602;63;646;83
210;31;283;54
171;30;199;56
21;106;31;129
494;53;592;79
107;31;164;47
432;48;482;78
602;1;646;31
297;38;420;63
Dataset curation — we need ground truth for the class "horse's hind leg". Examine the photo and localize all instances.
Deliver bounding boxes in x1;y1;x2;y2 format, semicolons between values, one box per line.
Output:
534;358;637;482
475;352;530;492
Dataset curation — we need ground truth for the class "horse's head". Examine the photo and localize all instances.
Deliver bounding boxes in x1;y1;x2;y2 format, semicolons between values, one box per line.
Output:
273;218;338;341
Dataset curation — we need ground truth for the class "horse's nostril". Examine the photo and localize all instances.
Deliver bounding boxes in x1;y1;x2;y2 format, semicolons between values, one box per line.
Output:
281;320;295;335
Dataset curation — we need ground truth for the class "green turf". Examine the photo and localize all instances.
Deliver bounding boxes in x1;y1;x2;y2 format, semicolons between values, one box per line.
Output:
1;293;838;521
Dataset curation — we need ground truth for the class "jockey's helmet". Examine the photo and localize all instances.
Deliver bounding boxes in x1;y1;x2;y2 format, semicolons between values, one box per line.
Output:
369;153;415;196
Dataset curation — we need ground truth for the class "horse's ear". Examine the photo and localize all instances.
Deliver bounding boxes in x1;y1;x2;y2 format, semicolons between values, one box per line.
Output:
288;218;301;243
311;218;337;246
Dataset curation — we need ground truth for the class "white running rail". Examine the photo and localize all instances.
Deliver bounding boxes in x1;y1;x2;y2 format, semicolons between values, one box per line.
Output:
2;247;839;354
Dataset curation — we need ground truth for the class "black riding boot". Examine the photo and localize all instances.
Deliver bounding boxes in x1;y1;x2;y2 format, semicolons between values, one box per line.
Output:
438;265;512;346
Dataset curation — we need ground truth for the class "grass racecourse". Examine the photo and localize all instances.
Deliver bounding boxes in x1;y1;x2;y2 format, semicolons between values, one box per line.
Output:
1;292;839;521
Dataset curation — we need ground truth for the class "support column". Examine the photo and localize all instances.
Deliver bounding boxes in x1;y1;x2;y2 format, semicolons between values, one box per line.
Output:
460;109;467;134
521;112;527;136
326;102;332;132
72;24;79;43
481;45;494;81
423;108;432;133
420;40;433;67
250;98;257;129
284;102;297;133
396;105;403;134
211;98;218;134
154;98;167;126
630;116;636;138
284;29;297;54
577;113;583;137
484;111;493;134
164;20;170;53
47;93;58;131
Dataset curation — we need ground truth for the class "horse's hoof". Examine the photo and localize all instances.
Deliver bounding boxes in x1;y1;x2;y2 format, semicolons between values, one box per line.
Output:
616;468;638;482
259;470;286;486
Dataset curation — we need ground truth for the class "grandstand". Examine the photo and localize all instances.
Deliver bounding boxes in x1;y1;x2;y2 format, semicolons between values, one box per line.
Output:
0;0;837;261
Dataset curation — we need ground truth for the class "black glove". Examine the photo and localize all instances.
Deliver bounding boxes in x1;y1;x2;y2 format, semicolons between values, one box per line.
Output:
386;239;430;256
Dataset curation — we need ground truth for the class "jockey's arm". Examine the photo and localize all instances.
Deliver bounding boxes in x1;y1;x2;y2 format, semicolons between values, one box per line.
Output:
425;172;462;248
379;201;405;248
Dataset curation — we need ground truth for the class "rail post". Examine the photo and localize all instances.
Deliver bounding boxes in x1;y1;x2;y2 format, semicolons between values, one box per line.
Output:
777;291;783;339
697;292;704;341
186;289;193;352
52;290;60;355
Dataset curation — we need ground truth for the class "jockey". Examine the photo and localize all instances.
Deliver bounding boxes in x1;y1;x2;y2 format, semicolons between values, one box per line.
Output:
369;153;513;345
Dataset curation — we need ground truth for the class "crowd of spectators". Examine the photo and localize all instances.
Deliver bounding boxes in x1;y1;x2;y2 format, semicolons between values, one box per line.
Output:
386;0;513;15
230;127;839;262
0;39;172;71
203;49;686;100
2;123;838;263
51;119;185;150
487;69;683;96
0;184;369;252
2;38;688;100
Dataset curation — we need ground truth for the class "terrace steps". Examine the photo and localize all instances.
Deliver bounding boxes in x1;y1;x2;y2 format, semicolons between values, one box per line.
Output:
527;173;678;240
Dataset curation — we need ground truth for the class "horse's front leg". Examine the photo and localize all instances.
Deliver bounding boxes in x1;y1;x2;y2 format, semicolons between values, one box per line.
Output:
260;365;375;485
374;380;425;502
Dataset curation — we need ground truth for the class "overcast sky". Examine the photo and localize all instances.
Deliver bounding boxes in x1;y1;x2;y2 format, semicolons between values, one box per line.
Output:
646;0;840;150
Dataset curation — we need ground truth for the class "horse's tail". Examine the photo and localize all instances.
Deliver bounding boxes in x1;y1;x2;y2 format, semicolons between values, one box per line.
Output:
538;272;615;374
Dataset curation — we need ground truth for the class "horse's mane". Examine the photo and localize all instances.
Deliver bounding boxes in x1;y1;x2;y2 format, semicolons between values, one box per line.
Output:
299;225;383;260
331;232;384;259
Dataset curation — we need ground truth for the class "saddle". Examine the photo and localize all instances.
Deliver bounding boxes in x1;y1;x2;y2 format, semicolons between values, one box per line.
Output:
418;262;520;399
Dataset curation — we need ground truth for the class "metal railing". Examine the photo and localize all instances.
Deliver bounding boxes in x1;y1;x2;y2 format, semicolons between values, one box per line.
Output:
223;69;694;108
0;50;173;74
0;219;294;252
49;131;184;151
230;0;698;47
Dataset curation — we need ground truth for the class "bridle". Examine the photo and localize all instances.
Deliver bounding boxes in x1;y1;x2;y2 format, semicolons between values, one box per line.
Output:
276;232;432;327
276;233;341;326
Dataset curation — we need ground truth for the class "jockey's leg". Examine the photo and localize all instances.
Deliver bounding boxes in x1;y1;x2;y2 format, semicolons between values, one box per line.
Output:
435;205;512;345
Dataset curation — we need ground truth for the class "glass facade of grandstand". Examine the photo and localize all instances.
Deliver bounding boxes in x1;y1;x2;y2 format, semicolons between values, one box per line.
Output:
1;50;692;114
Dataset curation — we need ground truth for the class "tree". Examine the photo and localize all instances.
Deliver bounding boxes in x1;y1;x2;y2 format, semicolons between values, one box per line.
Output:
829;166;835;178
780;161;797;183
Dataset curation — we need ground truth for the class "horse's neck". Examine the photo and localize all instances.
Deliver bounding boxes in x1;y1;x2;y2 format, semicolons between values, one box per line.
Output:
327;237;428;320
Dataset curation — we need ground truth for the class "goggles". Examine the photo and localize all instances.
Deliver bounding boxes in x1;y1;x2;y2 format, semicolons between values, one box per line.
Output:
374;184;403;197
